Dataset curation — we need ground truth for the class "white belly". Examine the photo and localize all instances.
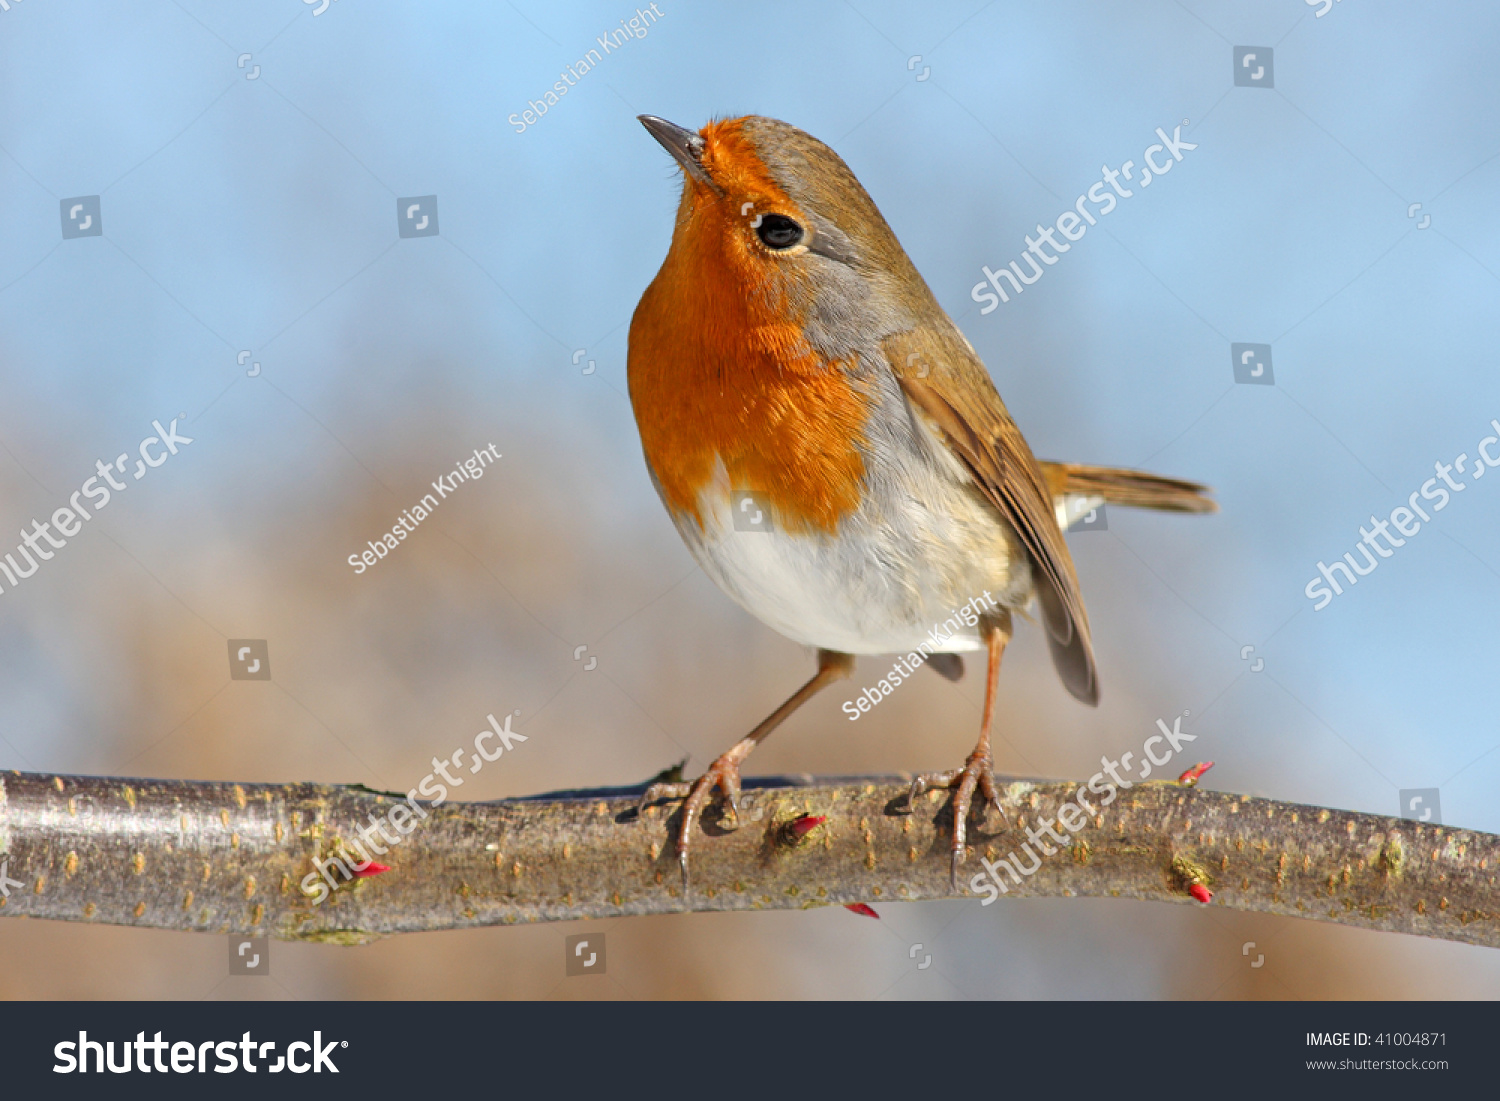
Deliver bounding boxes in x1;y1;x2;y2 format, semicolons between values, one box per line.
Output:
667;451;1032;656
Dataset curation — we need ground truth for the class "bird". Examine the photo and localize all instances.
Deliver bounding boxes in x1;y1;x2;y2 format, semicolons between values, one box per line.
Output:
626;114;1216;888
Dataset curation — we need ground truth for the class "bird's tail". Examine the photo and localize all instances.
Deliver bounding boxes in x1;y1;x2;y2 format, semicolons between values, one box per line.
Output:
1041;462;1217;529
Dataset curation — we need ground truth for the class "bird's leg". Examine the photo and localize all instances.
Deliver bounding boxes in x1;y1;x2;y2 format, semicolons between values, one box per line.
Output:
639;648;855;887
907;613;1011;886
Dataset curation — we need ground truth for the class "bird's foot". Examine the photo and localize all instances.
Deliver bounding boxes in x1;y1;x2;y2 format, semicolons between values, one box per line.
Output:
637;745;749;890
907;750;1003;887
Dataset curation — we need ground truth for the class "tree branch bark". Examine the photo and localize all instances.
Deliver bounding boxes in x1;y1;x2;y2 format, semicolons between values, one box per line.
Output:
1;769;1496;946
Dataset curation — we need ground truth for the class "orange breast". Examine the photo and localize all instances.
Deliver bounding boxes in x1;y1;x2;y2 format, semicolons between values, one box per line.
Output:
628;125;870;536
628;228;870;536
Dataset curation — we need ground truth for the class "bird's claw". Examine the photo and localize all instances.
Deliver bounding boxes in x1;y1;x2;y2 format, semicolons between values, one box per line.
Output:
637;780;692;817
906;768;961;812
907;752;1003;888
637;753;747;890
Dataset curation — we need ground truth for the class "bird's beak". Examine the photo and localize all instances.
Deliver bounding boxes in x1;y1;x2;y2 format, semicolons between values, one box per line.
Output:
638;115;714;188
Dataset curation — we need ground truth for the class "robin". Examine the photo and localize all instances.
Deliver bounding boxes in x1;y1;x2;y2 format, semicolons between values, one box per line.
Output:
627;114;1216;887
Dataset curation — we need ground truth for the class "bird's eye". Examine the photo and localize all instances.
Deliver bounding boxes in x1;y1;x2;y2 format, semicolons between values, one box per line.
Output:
755;213;803;250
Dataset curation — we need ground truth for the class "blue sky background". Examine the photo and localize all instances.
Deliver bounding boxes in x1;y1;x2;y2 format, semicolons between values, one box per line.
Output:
2;0;1498;999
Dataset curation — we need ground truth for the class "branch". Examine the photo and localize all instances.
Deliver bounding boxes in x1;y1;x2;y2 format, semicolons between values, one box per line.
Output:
1;769;1496;946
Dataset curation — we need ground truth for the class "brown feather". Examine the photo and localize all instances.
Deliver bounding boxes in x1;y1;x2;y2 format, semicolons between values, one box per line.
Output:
1041;463;1218;514
883;328;1098;706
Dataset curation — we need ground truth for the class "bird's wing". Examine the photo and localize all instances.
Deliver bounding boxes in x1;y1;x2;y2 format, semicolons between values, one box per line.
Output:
883;326;1098;705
